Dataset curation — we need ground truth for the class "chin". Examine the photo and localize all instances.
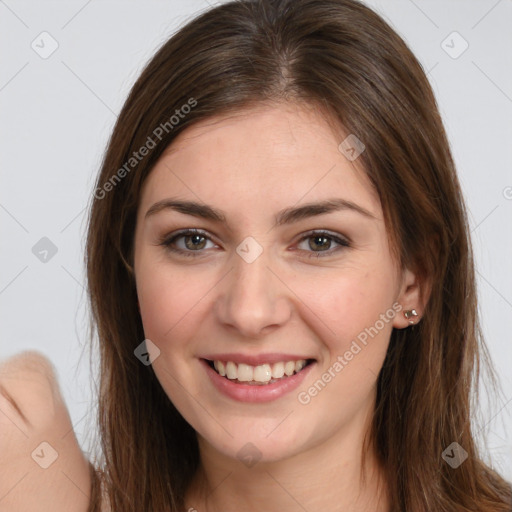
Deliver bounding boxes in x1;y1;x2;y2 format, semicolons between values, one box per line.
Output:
197;419;316;467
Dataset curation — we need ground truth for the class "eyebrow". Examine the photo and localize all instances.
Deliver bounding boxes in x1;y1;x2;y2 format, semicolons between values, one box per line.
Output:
144;197;377;227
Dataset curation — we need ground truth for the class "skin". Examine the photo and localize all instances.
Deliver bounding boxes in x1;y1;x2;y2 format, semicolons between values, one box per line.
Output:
0;352;91;512
133;101;429;512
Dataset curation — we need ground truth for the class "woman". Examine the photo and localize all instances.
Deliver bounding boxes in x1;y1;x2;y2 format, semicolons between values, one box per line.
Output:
1;0;510;510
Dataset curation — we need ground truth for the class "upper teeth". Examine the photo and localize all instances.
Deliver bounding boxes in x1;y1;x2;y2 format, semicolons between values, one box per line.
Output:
213;359;307;382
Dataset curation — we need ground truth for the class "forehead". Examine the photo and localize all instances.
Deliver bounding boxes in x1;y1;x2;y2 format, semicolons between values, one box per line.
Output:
138;102;380;221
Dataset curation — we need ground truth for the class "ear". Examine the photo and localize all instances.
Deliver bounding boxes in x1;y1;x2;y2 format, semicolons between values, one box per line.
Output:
392;265;432;329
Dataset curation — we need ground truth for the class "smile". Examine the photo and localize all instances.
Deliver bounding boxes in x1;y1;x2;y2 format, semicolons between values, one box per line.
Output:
200;357;316;402
207;359;313;385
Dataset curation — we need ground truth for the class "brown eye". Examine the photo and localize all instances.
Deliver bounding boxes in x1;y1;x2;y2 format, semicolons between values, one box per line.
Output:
159;229;216;257
308;235;332;251
183;233;208;250
158;228;350;259
296;231;350;258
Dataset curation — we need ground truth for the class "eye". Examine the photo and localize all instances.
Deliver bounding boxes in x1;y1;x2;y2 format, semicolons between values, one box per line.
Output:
158;229;216;257
157;229;350;258
294;230;350;258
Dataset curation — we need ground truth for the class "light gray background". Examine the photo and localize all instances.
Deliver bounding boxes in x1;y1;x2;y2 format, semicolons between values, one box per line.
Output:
1;0;511;480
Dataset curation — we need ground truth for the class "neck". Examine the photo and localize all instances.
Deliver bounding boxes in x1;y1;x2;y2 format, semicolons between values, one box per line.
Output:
184;403;390;512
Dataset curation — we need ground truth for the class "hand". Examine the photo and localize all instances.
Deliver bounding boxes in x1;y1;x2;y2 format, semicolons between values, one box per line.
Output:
0;351;92;511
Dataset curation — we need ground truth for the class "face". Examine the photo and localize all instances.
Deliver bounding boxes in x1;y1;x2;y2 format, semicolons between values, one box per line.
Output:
133;102;416;465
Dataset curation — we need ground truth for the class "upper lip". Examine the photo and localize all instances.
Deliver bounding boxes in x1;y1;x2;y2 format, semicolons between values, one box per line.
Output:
200;353;316;366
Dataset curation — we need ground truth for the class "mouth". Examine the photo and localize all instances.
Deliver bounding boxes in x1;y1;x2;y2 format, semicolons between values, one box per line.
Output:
202;358;316;386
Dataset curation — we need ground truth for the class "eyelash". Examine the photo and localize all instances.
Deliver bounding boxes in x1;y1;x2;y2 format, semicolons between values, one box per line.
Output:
157;229;351;259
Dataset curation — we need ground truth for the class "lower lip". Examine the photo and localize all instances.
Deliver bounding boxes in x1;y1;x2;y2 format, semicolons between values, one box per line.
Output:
200;359;315;403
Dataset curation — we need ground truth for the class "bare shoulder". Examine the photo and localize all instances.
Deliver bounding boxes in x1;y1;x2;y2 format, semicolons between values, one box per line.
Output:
0;351;92;511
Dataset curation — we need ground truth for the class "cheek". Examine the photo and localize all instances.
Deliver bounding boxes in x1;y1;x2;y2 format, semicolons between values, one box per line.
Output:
292;262;397;359
136;262;211;348
293;268;396;425
136;264;208;412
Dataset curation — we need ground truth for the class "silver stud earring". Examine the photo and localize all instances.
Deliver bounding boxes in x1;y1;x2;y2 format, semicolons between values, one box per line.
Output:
403;309;419;324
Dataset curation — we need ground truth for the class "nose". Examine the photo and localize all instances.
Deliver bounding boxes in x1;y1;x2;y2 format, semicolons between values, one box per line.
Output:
214;244;292;339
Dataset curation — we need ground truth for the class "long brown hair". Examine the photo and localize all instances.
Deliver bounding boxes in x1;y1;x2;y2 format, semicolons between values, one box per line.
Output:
84;0;512;510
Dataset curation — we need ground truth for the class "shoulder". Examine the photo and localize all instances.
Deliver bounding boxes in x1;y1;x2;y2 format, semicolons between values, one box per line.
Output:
0;351;92;511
